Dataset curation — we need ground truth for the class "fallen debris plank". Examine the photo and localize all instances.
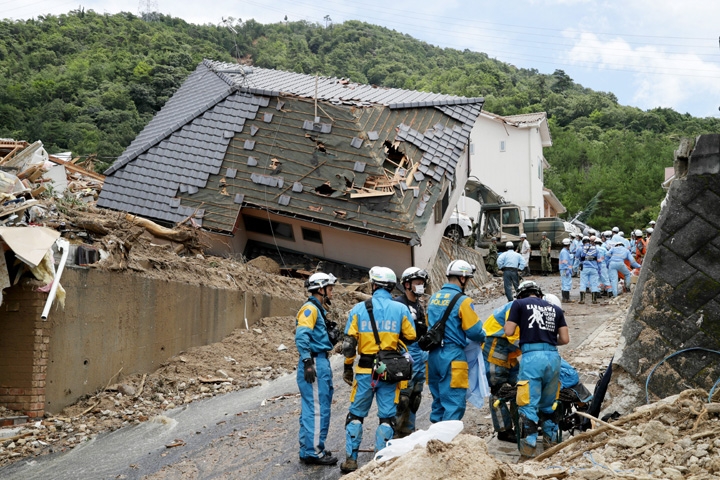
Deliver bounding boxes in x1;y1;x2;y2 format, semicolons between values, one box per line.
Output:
165;439;185;448
125;214;192;242
575;411;628;434
198;375;226;383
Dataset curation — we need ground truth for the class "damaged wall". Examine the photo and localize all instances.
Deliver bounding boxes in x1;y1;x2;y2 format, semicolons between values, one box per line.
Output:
0;267;302;414
614;134;720;405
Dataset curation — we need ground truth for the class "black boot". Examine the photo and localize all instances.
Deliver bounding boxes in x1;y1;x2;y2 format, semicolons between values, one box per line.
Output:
497;429;517;443
578;292;585;304
592;292;598;304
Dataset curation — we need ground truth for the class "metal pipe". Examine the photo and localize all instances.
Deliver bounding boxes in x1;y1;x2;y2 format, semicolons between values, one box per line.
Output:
41;238;70;320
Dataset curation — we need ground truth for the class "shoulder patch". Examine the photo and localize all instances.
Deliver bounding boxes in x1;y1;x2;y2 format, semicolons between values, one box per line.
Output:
303;308;312;317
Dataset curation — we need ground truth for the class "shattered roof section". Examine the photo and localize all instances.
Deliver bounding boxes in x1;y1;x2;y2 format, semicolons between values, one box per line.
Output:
207;60;483;109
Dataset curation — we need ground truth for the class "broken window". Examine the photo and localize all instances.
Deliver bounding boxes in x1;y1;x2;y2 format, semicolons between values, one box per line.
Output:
302;228;323;244
243;215;295;241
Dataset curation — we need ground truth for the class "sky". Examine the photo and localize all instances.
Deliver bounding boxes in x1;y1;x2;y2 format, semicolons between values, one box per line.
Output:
6;0;720;118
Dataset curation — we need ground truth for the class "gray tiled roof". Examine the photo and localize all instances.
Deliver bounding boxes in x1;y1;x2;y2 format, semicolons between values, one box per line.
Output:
99;60;484;238
207;60;483;109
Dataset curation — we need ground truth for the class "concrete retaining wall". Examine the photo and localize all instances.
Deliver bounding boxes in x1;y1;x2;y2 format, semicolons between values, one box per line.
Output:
0;267;302;414
615;134;720;403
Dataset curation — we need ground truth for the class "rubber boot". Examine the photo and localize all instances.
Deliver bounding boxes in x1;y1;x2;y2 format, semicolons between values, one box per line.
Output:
578;292;585;304
592;292;598;304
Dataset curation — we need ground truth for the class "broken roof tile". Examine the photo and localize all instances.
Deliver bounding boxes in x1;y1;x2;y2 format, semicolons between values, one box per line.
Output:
413;172;425;182
250;125;259;136
350;137;363;149
247;156;258;167
234;193;244;204
276;100;285;110
367;131;379;141
263;113;274;123
353;161;366;173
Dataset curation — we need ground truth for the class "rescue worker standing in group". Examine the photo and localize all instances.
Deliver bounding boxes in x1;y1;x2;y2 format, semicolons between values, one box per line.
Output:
559;238;573;303
539;232;552;276
487;237;499;276
340;267;416;473
607;241;641;297
295;272;340;466
498;242;526;301
504;281;569;457
520;233;532;276
427;260;484;422
393;267;429;437
577;236;601;304
481;301;520;443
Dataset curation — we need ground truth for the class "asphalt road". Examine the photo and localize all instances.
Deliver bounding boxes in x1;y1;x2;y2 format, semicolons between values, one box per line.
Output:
0;273;618;480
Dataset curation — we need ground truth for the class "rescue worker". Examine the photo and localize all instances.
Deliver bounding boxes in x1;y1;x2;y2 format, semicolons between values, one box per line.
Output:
393;267;429;437
504;282;569;457
607;242;641;298
646;227;654;241
296;272;340;466
540;232;552;276
595;237;612;297
618;231;630;249
603;231;614;252
520;233;532;276
558;238;573;303
571;233;583;276
577;236;601;304
340;267;416;473
481;301;520;442
487;237;499;276
498;242;526;301
649;220;656;228
634;229;647;265
427;260;484;422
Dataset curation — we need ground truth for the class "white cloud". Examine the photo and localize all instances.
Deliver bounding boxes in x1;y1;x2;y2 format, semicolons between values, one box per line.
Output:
563;31;720;113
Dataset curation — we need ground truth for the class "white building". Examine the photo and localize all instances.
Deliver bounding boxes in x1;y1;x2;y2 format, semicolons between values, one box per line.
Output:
469;111;553;219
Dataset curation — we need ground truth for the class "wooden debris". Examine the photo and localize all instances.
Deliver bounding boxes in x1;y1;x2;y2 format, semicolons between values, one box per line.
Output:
165;439;186;448
198;375;226;383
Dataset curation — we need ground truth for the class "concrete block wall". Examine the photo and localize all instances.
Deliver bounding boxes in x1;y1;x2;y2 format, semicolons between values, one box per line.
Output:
0;282;49;418
0;266;302;416
615;134;720;402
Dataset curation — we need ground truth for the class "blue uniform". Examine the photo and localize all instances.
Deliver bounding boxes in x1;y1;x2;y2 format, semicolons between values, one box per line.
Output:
427;284;484;422
497;250;526;301
558;247;573;293
295;296;334;461
343;289;416;459
577;243;600;293
607;246;641;296
571;239;582;274
392;294;427;436
595;244;611;293
507;297;567;456
481;302;520;433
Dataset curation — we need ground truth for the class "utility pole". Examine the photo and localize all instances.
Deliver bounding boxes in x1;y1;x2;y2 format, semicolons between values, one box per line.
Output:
138;0;159;21
323;15;331;28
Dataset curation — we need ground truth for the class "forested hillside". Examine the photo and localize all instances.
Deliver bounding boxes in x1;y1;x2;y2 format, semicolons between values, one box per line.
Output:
2;10;719;227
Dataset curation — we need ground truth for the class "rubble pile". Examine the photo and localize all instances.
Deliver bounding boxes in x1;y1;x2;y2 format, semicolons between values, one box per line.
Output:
517;389;720;479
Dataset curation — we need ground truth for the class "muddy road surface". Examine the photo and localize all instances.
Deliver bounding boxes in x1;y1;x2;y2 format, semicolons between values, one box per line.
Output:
1;274;627;480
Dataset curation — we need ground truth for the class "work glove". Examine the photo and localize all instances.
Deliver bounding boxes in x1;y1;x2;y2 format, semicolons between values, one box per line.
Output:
343;363;354;386
303;358;316;384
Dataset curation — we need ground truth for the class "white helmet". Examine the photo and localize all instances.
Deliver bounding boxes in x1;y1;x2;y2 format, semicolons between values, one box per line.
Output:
646;227;654;234
634;229;643;237
604;231;612;237
506;241;514;248
446;260;476;278
306;272;337;292
369;266;397;289
544;293;562;311
520;233;527;238
562;238;571;245
401;267;428;284
649;220;656;226
618;231;624;237
612;227;619;233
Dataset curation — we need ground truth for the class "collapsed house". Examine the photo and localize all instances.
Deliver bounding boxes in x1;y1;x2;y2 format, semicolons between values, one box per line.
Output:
97;61;485;275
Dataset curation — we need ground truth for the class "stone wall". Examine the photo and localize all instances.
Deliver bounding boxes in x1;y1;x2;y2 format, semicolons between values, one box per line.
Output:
615;134;720;405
